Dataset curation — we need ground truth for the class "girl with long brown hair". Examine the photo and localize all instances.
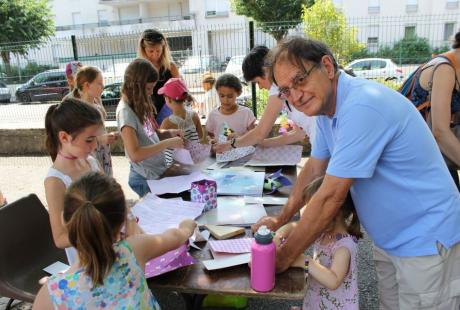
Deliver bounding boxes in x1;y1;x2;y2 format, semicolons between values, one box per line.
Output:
34;172;196;309
116;58;184;197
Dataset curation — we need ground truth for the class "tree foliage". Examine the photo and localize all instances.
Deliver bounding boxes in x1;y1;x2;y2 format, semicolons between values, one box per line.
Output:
302;0;364;64
0;0;55;71
231;0;314;42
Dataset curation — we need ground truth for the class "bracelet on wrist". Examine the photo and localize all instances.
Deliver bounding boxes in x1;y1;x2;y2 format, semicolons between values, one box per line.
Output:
304;258;309;278
230;137;237;148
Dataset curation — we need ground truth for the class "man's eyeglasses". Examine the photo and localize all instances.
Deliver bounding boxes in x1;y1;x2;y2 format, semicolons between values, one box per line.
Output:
278;64;317;100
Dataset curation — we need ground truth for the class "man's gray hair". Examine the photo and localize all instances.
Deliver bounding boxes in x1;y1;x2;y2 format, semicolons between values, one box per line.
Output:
267;36;338;86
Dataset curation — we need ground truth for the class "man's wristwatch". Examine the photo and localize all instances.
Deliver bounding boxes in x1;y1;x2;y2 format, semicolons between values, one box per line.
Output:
230;137;237;148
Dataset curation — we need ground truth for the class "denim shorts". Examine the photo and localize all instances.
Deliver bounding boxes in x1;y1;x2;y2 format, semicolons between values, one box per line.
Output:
128;166;150;198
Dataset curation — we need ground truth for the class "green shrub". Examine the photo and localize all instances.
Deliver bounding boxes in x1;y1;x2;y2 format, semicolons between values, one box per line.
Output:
0;62;58;84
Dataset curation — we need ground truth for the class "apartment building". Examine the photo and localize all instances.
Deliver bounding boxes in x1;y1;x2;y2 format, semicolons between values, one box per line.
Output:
333;0;460;50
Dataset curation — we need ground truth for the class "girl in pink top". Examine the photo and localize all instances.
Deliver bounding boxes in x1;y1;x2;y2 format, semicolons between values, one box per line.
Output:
275;176;361;310
205;73;256;139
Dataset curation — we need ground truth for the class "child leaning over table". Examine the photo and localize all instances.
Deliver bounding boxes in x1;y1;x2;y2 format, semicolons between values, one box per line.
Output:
274;176;361;310
33;172;196;309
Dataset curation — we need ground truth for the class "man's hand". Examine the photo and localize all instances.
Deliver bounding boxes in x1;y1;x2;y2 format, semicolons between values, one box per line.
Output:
251;215;284;233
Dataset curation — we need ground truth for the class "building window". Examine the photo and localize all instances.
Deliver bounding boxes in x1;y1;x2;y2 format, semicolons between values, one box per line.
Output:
98;10;109;26
406;0;418;13
205;0;229;17
404;26;416;39
367;25;379;52
368;0;380;13
446;0;459;9
444;22;455;41
72;12;82;29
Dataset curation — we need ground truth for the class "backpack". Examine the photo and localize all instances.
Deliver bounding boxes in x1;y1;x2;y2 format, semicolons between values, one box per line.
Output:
398;51;458;118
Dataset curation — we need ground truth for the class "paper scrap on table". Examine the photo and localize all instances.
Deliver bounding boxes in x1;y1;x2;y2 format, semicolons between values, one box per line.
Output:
209;237;253;254
173;148;194;165
185;140;211;163
132;194;204;235
43;261;70;275
145;243;196;278
196;197;267;226
245;145;303;166
147;171;208;195
189;228;210;250
216;146;255;163
202;253;251;271
243;196;288;205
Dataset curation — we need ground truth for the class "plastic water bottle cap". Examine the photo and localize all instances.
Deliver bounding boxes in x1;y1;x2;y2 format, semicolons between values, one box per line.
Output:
255;225;273;244
257;225;271;236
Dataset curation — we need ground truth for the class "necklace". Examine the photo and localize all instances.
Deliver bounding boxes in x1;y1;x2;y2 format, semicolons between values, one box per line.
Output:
58;152;78;160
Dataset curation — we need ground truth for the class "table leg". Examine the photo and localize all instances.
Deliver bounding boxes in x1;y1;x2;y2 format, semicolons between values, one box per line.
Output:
180;293;206;310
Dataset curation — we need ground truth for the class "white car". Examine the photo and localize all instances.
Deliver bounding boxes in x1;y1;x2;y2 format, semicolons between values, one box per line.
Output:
0;82;11;103
225;55;246;81
346;58;404;81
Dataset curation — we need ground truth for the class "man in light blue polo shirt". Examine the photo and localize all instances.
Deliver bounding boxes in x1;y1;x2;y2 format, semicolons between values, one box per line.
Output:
253;37;460;309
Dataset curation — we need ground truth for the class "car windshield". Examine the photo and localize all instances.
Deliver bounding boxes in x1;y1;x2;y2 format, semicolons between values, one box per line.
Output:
227;56;244;67
0;82;6;88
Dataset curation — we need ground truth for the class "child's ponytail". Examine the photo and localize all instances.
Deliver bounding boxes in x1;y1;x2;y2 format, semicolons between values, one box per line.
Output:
45;104;60;161
67;199;115;286
64;172;126;287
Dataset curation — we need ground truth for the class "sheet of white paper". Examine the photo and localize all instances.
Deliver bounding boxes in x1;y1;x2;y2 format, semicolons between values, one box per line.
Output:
132;194;205;235
173;149;194;165
245;145;303;166
243;196;288;205
196;197;266;226
147;171;208;195
43;261;70;275
202;253;251;270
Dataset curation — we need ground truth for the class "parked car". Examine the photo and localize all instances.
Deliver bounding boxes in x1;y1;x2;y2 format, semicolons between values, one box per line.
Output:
179;55;223;75
15;69;69;103
345;58;403;81
0;82;11;103
101;82;121;120
224;55;246;82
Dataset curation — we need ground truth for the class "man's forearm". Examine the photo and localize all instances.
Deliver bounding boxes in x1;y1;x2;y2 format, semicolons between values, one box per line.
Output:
277;158;326;223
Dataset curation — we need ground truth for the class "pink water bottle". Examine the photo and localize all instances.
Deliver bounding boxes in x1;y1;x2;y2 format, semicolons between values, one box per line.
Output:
250;225;276;292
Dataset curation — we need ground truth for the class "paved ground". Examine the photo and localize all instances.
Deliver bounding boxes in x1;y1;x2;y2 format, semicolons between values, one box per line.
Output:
0;156;379;309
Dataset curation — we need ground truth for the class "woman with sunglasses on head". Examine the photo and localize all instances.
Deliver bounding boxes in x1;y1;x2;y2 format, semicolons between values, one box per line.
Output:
138;29;180;125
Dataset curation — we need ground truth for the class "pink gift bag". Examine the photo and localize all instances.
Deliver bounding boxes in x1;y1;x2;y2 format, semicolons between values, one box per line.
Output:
190;179;217;212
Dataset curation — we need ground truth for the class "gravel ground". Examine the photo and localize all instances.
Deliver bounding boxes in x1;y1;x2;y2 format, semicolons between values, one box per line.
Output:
0;156;379;309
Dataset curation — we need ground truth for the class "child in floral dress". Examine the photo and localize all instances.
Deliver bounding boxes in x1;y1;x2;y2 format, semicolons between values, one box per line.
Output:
275;176;361;310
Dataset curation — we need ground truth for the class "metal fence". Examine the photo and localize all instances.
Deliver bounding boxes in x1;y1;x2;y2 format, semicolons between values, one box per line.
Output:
0;14;459;123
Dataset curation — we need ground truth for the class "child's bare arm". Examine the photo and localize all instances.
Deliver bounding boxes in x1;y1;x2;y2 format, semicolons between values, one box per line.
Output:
129;219;197;268
308;247;351;290
44;178;71;249
274;222;305;268
192;112;204;139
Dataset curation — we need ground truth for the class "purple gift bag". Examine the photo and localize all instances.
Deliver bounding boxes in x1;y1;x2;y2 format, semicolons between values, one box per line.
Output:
190;179;217;212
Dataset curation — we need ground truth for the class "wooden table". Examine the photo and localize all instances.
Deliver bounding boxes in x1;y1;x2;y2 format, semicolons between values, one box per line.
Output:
147;155;307;309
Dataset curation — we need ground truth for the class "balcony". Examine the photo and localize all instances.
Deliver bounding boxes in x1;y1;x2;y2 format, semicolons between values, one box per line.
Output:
205;11;229;18
368;6;380;14
406;4;418;13
56;14;195;32
446;1;459;9
98;0;146;6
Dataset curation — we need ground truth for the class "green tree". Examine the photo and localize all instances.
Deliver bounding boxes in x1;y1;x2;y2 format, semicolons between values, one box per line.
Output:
302;0;364;64
231;0;315;42
0;0;54;74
